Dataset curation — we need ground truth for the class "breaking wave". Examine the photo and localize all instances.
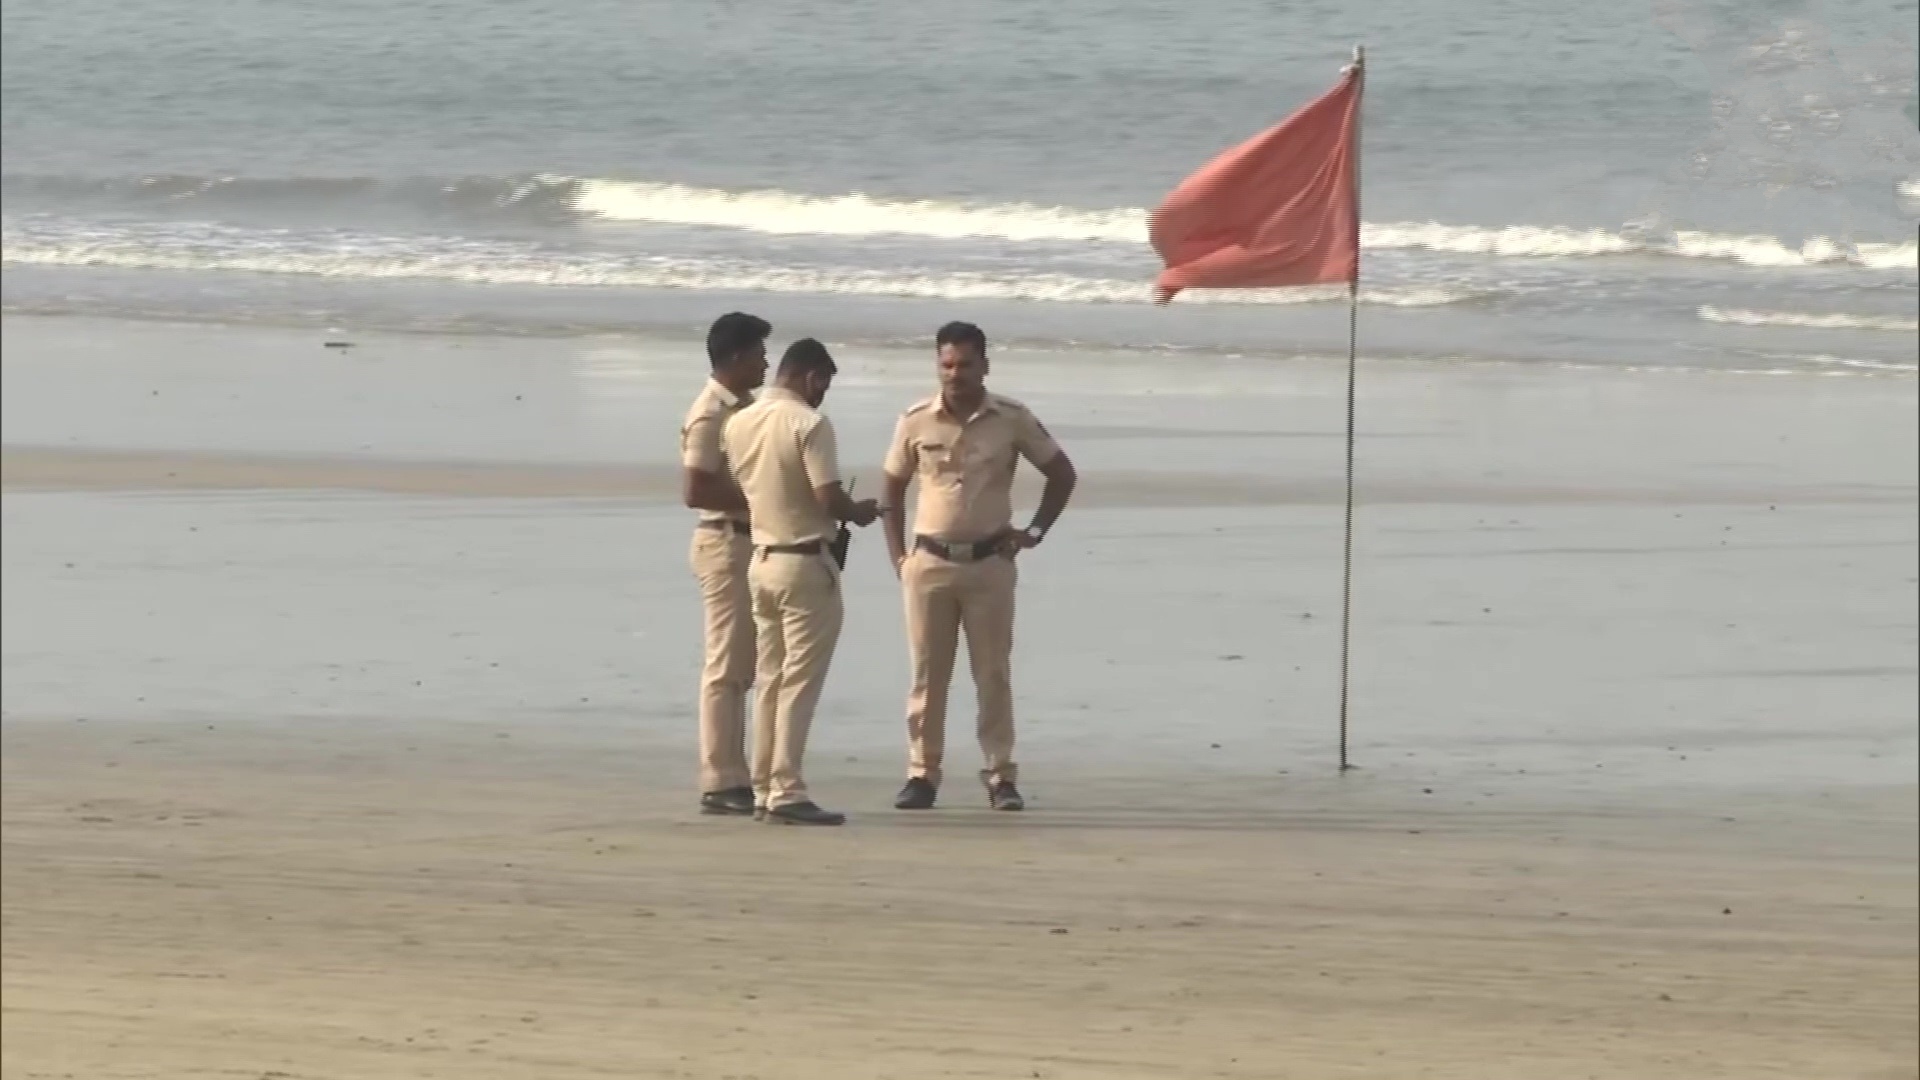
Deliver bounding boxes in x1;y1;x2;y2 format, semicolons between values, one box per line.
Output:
0;221;1482;307
1698;306;1919;332
571;177;1917;269
7;171;1915;270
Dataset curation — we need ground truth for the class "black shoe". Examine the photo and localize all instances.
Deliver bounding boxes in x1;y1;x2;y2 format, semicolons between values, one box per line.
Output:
987;780;1025;812
894;777;938;810
764;801;846;826
699;787;756;816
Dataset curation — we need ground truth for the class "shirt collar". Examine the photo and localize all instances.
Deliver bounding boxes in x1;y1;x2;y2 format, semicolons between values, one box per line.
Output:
938;392;998;422
708;378;751;409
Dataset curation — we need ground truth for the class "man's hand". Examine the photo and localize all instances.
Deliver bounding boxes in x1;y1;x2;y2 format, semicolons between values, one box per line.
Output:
993;525;1040;559
815;482;882;528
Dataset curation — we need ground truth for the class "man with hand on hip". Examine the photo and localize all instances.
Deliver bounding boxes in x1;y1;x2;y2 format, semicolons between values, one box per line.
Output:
881;322;1077;812
723;337;880;826
681;311;770;817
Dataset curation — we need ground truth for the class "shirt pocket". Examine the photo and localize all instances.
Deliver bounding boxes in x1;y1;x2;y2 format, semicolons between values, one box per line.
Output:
919;441;963;481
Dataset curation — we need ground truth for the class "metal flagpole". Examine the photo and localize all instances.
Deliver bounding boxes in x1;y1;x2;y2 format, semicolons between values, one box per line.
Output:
1338;44;1364;772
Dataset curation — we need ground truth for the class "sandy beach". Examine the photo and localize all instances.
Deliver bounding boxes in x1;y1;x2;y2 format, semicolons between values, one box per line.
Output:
4;314;1917;1078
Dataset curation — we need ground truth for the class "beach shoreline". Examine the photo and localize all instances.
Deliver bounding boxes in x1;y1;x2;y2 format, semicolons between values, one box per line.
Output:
6;1;1915;1071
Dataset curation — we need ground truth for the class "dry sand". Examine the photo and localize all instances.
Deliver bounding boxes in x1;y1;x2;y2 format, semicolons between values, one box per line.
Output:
4;717;1914;1080
3;315;1916;1078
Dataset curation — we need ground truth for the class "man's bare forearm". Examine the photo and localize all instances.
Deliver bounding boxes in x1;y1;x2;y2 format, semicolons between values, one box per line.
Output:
683;470;750;514
882;473;911;566
687;488;750;514
1028;456;1077;535
814;482;864;521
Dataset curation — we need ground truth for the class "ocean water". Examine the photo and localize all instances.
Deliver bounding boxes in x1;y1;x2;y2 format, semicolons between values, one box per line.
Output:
2;0;1916;374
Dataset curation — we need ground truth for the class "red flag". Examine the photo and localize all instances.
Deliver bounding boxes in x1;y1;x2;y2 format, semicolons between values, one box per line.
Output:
1150;66;1361;302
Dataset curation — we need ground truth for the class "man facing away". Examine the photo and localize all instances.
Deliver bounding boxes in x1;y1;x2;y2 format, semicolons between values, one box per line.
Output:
881;321;1077;812
681;312;770;817
722;338;880;826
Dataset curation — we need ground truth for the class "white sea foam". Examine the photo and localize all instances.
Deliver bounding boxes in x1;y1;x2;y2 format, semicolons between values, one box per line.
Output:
1698;306;1919;332
569;176;1149;243
0;229;1477;307
565;176;1919;269
1804;354;1920;373
10;170;1912;270
1672;232;1917;270
1360;222;1637;257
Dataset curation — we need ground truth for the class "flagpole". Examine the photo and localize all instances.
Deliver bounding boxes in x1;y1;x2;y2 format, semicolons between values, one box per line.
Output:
1338;44;1364;773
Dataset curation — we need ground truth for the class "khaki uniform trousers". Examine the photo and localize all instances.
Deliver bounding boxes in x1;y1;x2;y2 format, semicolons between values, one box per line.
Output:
901;548;1018;789
689;526;755;793
748;549;845;809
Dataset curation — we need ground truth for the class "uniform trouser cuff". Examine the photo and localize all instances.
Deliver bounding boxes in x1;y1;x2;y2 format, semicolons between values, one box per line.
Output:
979;765;1018;787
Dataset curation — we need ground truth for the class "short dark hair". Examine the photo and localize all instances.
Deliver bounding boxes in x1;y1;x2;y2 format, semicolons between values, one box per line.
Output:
778;337;837;377
935;320;987;355
706;312;771;368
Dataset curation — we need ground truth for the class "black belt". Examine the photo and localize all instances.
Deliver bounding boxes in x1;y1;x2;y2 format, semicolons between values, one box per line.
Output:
699;519;750;536
759;540;823;555
915;535;1000;561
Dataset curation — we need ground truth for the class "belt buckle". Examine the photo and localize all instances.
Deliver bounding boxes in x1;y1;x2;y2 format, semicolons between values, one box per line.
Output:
929;537;985;563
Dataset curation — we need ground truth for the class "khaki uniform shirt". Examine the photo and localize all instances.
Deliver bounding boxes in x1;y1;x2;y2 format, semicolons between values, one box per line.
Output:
680;378;752;527
721;387;843;547
883;392;1061;542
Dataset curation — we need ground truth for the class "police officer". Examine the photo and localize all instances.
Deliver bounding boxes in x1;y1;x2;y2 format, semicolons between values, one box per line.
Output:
681;312;771;816
880;322;1077;811
722;338;879;826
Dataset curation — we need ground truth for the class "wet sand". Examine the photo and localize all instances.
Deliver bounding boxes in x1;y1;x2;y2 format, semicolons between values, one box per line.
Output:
3;314;1916;1077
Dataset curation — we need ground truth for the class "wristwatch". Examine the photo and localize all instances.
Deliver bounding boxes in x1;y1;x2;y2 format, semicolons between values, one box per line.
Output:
1022;525;1046;546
